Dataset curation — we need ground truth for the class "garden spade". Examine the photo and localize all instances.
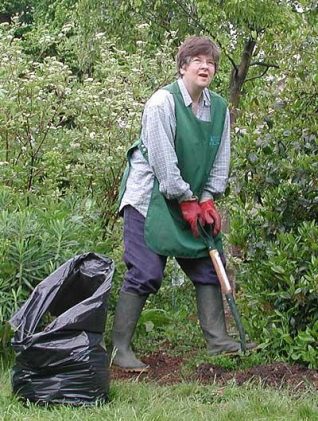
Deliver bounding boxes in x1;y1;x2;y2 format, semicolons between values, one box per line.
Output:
198;222;247;353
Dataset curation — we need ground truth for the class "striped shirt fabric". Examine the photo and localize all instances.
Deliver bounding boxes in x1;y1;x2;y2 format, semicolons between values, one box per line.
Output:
120;78;231;217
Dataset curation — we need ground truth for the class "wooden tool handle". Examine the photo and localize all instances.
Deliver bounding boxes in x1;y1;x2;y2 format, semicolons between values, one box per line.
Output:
209;249;232;294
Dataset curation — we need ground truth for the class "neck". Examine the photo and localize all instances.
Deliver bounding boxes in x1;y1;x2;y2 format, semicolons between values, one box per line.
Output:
182;79;203;103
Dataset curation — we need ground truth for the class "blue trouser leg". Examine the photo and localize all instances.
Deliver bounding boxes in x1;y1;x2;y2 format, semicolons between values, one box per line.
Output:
122;206;167;295
177;255;223;286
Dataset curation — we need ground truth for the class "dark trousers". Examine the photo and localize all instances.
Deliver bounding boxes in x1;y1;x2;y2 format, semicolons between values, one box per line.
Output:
121;206;223;295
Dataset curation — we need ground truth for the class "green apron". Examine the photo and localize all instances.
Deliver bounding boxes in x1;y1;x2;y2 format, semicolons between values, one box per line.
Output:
119;81;227;258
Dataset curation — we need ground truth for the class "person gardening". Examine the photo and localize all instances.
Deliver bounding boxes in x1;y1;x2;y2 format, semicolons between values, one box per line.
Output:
112;36;255;372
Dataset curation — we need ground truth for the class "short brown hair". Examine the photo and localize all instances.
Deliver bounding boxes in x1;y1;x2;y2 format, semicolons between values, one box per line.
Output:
176;36;220;76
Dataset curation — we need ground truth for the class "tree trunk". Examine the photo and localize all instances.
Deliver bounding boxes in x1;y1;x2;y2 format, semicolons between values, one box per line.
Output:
229;38;256;125
222;38;256;293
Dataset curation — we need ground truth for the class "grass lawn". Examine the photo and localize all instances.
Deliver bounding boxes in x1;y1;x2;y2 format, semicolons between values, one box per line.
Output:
1;366;317;421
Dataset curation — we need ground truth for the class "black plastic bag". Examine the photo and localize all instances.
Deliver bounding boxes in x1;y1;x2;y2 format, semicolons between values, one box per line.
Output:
9;252;114;406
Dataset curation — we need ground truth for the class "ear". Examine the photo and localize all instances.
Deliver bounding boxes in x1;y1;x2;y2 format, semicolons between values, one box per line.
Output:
180;65;186;76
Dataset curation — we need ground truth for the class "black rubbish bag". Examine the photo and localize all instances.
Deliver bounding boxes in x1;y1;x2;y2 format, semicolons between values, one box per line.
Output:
9;252;114;406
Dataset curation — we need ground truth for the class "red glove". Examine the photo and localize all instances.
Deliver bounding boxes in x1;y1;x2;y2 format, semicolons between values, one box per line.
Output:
200;199;221;236
180;199;202;237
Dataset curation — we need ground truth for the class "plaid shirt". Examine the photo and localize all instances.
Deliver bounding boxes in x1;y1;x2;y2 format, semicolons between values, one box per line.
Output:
120;78;231;217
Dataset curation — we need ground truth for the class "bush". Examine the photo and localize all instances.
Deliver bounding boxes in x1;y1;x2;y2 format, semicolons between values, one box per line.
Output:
228;29;318;367
0;187;117;352
0;21;176;227
0;21;176;354
237;222;318;368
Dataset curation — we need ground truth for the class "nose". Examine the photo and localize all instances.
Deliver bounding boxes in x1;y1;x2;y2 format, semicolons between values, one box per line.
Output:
200;61;209;69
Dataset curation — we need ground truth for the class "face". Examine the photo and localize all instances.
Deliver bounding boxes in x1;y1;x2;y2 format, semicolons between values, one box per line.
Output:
180;54;216;94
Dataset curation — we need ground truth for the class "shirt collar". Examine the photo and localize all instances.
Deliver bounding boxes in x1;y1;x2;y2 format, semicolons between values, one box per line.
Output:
177;78;211;107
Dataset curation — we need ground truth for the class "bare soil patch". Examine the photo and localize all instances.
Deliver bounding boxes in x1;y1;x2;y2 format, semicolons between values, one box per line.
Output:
111;351;318;391
194;361;318;391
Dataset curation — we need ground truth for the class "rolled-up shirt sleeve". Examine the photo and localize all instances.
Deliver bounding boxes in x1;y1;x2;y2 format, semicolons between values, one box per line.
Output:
200;109;231;201
141;90;193;201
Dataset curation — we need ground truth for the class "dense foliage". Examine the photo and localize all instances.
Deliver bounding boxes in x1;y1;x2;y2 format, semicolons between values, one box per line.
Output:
228;22;318;367
0;1;317;367
0;19;175;349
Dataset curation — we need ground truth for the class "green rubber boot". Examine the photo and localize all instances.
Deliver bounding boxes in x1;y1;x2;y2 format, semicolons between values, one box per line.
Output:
195;284;256;355
111;291;149;372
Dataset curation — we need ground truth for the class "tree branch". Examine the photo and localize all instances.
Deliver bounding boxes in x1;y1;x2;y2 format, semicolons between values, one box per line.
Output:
245;61;279;82
172;0;238;70
245;67;270;82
